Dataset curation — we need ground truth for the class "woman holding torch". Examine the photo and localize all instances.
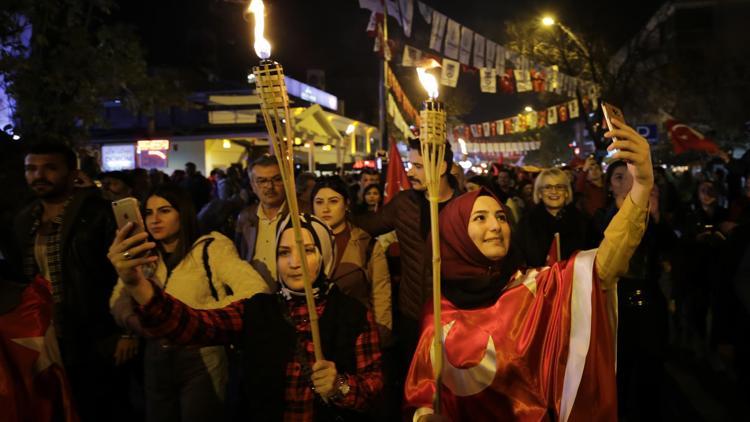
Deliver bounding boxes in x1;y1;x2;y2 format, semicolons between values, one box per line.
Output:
107;214;383;421
406;118;653;421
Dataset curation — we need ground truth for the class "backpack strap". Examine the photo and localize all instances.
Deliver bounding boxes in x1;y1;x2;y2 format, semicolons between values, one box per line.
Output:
201;238;219;300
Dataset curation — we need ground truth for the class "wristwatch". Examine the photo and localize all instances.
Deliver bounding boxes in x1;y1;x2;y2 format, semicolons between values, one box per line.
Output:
332;375;351;400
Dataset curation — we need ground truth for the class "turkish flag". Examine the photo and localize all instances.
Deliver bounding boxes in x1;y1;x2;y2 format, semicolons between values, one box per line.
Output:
0;276;79;422
666;119;719;154
384;139;411;204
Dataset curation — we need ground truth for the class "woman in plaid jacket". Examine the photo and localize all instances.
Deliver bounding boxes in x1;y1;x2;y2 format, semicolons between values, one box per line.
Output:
108;213;383;422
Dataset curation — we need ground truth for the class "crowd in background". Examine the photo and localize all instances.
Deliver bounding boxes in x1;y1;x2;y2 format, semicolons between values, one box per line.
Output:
3;139;750;422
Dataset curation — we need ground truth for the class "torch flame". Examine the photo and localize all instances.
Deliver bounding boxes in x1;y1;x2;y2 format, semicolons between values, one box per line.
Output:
417;67;439;100
248;0;271;59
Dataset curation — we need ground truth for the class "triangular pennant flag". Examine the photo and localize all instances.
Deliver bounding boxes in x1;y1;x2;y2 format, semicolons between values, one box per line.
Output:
444;19;460;59
440;58;460;87
459;26;473;65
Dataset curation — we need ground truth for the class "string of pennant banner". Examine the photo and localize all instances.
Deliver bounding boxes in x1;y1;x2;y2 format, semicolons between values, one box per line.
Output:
360;0;603;146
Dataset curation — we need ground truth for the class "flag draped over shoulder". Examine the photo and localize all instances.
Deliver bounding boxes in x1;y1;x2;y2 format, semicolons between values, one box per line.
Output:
0;276;78;422
405;250;618;421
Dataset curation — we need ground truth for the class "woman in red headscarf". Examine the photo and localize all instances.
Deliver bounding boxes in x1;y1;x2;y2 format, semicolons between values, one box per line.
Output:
406;119;653;421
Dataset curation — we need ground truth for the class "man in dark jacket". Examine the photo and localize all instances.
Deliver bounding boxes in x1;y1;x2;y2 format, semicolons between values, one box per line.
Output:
234;154;288;288
13;142;124;420
353;139;456;371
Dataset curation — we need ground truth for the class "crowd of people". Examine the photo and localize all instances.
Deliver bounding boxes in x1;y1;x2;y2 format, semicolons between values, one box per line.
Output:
2;118;750;422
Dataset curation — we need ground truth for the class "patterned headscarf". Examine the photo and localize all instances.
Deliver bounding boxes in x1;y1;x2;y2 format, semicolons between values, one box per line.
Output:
275;213;337;301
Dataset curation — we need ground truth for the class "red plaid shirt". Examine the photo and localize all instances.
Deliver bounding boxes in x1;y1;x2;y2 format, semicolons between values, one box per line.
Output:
137;286;383;422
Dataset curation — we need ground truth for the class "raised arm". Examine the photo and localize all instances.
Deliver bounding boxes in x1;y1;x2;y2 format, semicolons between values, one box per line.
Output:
106;222;242;337
595;118;653;288
136;284;244;345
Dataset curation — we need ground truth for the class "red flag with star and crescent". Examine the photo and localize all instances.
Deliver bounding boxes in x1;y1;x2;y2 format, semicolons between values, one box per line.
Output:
0;276;78;422
405;251;618;421
666;119;719;154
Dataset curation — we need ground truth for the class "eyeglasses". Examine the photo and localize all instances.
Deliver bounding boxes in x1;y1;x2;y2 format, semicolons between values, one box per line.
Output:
254;176;283;187
542;184;567;193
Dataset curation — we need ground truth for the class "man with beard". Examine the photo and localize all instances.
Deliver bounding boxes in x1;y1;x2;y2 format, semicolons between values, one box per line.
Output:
353;138;456;372
13;142;125;420
235;154;288;287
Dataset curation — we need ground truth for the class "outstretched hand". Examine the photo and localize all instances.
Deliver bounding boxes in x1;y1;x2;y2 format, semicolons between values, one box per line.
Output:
107;222;158;304
605;118;654;208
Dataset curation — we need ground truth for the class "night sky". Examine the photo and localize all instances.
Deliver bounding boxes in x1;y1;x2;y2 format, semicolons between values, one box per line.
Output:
113;0;662;124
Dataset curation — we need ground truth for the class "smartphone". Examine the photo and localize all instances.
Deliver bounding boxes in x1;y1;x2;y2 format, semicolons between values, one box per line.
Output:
602;102;625;161
601;102;625;141
112;197;147;255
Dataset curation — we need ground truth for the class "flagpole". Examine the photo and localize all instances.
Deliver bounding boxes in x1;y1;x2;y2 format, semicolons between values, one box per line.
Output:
379;0;389;152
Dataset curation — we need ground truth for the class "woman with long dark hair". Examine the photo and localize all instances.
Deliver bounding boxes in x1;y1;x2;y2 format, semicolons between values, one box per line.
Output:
107;213;383;421
109;184;268;422
311;176;392;342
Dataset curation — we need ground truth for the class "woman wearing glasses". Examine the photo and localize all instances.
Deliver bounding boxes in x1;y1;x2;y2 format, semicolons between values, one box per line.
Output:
516;168;594;267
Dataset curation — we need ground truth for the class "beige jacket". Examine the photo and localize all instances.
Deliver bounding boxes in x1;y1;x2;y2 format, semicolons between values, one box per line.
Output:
331;225;392;342
110;231;270;333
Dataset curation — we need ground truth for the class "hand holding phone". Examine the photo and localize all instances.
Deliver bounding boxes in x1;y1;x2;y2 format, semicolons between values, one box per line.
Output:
109;198;157;287
112;198;149;259
602;102;626;142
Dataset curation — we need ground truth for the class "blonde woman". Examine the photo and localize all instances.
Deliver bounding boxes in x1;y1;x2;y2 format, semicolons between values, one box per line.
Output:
515;168;594;267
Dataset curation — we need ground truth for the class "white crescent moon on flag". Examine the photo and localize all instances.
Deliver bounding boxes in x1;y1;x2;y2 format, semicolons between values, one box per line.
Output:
430;320;497;396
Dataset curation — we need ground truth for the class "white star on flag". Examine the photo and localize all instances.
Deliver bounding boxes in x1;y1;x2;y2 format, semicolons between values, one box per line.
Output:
11;324;63;375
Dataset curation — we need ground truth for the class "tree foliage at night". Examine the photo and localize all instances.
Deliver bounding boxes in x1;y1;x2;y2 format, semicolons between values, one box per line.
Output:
0;0;186;145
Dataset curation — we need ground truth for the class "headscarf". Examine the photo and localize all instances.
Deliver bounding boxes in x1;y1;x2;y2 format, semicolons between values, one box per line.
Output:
275;213;337;301
438;187;523;308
